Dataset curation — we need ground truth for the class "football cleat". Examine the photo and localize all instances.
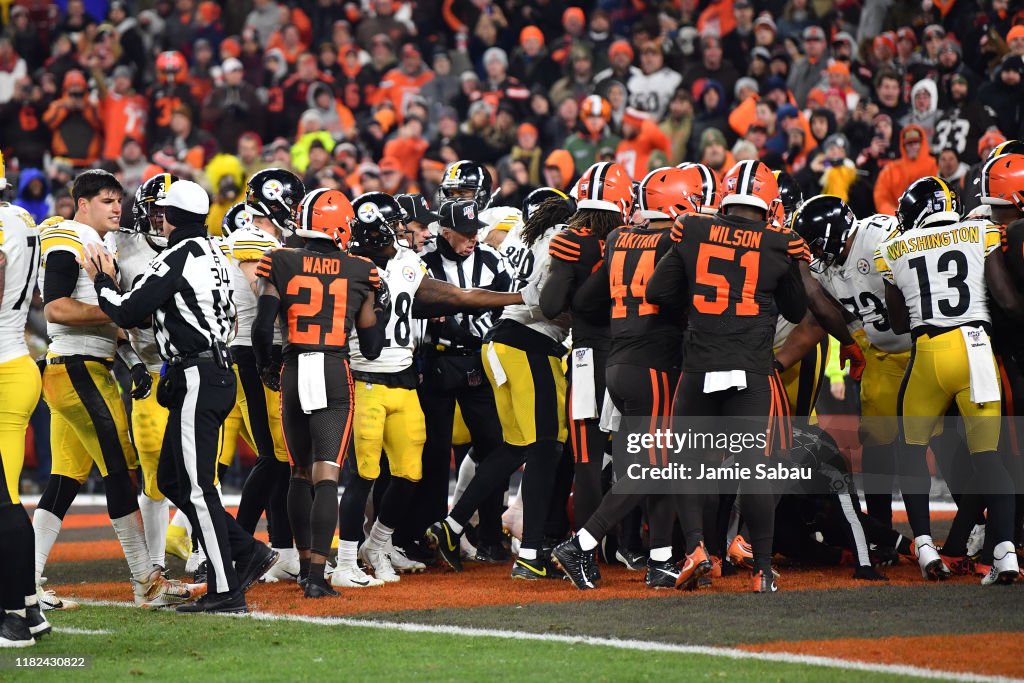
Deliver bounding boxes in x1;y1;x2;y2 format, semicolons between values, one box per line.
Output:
869;543;900;567
552;539;596;590
615;548;648;571
165;526;192;561
727;534;755;569
235;546;279;593
36;582;79;611
175;591;247;614
981;541;1020;586
262;552;300;583
0;613;34;648
134;567;206;609
426;521;464;572
752;569;779;593
25;603;51;639
913;537;951;581
330;564;384;588
460;534;478;561
303;579;340;599
511;554;565;581
939;553;977;577
475;543;510;564
386;540;427;573
675;542;713;591
645;559;681;589
396;538;435;566
358;543;400;583
853;566;889;581
185;547;207;574
966;524;986;558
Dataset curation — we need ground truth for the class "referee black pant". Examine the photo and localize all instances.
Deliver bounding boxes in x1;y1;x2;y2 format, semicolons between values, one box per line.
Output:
158;361;258;595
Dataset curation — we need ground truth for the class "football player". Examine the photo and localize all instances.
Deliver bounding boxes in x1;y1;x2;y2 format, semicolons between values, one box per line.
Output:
253;189;384;598
436;160;492;212
876;176;1023;584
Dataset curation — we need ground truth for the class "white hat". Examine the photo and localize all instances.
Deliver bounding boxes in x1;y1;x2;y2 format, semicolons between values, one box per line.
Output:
156;179;210;215
222;57;244;73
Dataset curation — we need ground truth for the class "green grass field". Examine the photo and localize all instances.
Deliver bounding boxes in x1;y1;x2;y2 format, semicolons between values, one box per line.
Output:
1;606;942;682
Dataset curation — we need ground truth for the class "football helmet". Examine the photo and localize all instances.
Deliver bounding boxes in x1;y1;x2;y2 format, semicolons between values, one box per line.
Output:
522;187;571;222
438;160;492;210
988;139;1024;161
350;192;406;250
297;188;355;247
636;167;704;220
246;168;305;234
772;170;804;228
980;153;1024;211
221;202;254;237
132;173;179;235
791;194;856;273
579;95;611;121
574;162;634;218
676;162;720;214
895;176;960;233
721;160;780;215
155;51;188;84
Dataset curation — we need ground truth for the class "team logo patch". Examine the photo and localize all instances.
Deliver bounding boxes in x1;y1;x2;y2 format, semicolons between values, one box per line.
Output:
402;265;417;282
857;258;870;275
262;179;284;201
463;204;476;220
357;201;381;223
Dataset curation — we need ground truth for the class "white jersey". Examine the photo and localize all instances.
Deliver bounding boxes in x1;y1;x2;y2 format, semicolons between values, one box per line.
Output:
478;206;523;250
0;204;39;364
39;218;120;357
225;227;281;347
112;231;166;371
350;247;426;375
626;68;683;119
495;220;530;292
500;225;570;343
875;218;1001;331
819;214;911;353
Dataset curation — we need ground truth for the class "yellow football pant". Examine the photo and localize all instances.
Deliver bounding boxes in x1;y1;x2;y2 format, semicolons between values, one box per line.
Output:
483;342;567;447
0;355;42;505
131;370;168;500
859;345;911;446
353;382;426;481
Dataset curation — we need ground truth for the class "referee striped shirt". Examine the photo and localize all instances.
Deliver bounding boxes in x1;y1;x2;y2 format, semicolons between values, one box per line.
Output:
94;233;236;359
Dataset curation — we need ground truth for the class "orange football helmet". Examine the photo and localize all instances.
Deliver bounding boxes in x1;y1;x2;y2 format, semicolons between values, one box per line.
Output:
156;51;188;84
579;95;612;122
721;160;780;215
675;162;720;214
574;162;634;218
296;188;355;247
636;167;704;220
981;153;1024;211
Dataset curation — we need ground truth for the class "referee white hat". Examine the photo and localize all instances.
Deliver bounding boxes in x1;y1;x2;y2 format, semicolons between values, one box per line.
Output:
156;179;210;215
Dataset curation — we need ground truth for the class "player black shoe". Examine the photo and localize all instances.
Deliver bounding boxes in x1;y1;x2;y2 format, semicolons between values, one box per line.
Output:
176;591;248;614
511;550;565;581
398;538;436;566
193;560;208;584
426;521;463;572
615;548;648;571
752;569;779;593
552;538;596;589
475;543;510;563
645;559;681;589
0;613;34;647
25;603;51;639
303;578;340;599
236;545;280;593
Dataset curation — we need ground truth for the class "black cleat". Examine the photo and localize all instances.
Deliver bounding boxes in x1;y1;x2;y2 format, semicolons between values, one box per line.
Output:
193;560;208;584
854;566;889;581
303;579;340;599
25;604;50;639
511;554;565;580
615;548;648;571
426;521;463;572
645;559;681;589
0;613;34;648
176;591;248;614
552;539;596;589
236;546;279;593
399;538;436;566
752;569;779;593
475;543;510;563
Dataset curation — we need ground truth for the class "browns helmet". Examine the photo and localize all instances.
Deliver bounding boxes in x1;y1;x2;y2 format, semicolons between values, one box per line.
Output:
155;51;188;84
297;188;355;247
721;160;780;215
980;153;1024;211
676;162;720;214
636;167;703;220
574;162;634;218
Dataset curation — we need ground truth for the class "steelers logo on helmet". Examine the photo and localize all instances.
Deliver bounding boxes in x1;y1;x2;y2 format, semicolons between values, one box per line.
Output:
357;201;381;224
262;179;284;202
234;207;254;231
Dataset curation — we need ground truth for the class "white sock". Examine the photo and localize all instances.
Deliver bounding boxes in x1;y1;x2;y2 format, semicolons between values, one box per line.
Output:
6;608;26;618
169;507;192;537
111;511;154;582
451;456;476;507
914;534;934;550
338;540;358;568
444;516;464;535
367;520;393;549
518;547;537;560
577;529;598;552
139;495;169;569
32;508;63;584
649;546;672;562
24;593;38;608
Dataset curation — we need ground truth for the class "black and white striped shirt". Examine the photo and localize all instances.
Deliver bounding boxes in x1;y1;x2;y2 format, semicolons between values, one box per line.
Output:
94;231;236;359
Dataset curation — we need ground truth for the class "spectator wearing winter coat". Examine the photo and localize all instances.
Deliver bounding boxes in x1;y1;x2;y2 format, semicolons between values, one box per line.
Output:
201;58;265;153
13;169;51;224
976;55;1024;140
873;124;938;215
787;25;829;107
899;79;940;143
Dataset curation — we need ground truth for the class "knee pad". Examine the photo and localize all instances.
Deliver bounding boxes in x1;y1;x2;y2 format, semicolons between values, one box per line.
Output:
38;475;81;519
104;469;140;519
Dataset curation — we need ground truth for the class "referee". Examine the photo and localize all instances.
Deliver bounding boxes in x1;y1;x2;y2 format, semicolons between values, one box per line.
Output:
81;180;277;614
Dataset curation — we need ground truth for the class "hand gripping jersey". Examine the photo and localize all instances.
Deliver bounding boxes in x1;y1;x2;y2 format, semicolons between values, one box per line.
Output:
653;212;810;374
39;218;120;357
501;224;571;344
0;204;39;364
112;230;166;372
818;214;911;353
256;247;379;359
875;218;1002;332
349;247;424;375
548;226;609;350
227;227;282;347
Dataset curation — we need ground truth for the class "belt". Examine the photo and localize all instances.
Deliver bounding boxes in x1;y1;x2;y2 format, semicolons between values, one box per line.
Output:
168;344;233;368
47;354;113;368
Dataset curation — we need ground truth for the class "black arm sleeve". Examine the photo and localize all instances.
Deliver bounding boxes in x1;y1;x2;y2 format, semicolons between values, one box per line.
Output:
43;251;80;304
775;262;808;324
93;250;182;329
539;259;577;320
355;311;387;361
572;262;612;322
252;294;280;370
645;247;688;308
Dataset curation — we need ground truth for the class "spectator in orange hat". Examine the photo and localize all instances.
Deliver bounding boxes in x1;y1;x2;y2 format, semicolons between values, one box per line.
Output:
594;40;639;87
551;7;588;65
873;124;937;215
511;122;543;185
379;155;419;195
807;60;860;113
42;70;102;168
542;149;575;191
895;27;917;65
510;26;558;90
615;107;670;178
374;42;435;121
383;115;429;179
1008;25;1024;57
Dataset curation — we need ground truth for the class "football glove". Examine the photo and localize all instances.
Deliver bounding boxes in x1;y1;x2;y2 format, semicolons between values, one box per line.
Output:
129;363;153;400
840;342;866;382
373;278;392;317
520;281;541;307
259;362;282;392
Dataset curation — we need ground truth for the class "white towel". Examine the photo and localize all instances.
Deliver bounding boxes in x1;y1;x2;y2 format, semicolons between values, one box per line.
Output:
704;370;747;393
599;388;621;433
297;352;328;414
961;326;1000;404
570;347;598;420
485;342;507;386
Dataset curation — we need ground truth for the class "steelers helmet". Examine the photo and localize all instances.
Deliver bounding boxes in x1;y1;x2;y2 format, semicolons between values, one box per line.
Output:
221;202;254;237
350;192;406;250
246;168;305;234
988;139;1024;160
791;194;856;273
522;186;572;222
132;172;179;235
773;170;804;228
895;176;960;233
437;160;492;211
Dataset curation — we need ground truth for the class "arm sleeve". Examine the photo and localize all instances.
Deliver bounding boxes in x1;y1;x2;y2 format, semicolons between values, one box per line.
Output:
43;251;81;304
252;294;280;370
571;262;611;322
645;247;688;307
355;314;387;361
93;252;180;329
539;258;577;319
774;261;808;324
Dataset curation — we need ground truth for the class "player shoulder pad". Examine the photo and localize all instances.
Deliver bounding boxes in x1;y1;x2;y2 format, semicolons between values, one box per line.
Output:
229;228;280;262
254;247;280;279
349;253;382;287
40;218;86;257
548;227;595;263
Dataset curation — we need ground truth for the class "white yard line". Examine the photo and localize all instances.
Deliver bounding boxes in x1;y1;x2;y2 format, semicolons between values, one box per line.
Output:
55;627;112;635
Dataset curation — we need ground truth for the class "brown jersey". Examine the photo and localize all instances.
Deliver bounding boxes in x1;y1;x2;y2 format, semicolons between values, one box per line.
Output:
256;247;380;359
647;212;809;374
